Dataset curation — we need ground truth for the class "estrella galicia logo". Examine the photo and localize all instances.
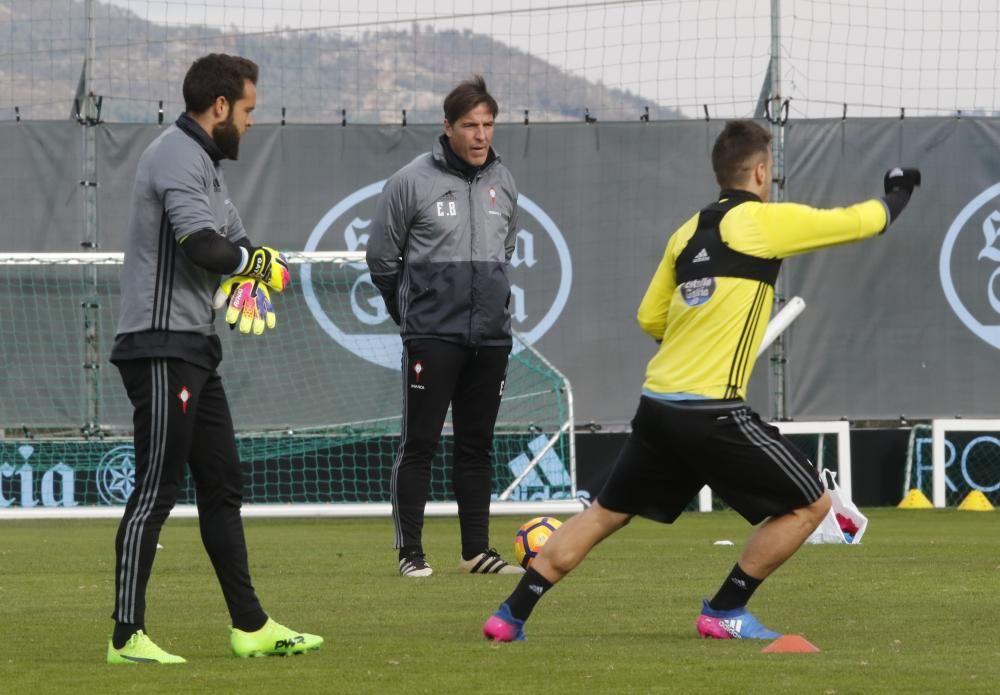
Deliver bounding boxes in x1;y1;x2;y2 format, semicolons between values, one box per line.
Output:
940;182;1000;350
302;180;573;369
96;445;135;505
680;277;716;307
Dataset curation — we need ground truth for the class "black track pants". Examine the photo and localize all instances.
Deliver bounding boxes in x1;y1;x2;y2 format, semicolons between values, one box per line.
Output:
112;358;261;626
391;339;510;553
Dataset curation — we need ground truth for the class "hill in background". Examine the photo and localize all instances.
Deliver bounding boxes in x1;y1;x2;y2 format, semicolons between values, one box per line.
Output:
0;0;681;123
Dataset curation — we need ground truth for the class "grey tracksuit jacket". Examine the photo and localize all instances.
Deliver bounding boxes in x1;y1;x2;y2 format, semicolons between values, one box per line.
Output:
366;137;519;347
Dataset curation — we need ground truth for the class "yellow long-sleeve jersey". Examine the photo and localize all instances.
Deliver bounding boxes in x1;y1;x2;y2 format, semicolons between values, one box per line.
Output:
638;190;889;400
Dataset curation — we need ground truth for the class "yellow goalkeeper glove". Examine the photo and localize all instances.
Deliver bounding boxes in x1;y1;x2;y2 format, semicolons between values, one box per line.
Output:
214;276;276;335
236;245;291;292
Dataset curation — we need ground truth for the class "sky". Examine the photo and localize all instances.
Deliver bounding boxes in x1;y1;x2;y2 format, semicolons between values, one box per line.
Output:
98;0;1000;118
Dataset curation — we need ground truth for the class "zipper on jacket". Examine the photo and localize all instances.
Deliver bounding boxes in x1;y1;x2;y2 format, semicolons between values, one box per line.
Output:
468;179;475;344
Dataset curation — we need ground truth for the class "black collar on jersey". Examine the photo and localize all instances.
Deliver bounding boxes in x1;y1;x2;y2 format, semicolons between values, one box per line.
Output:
175;113;227;163
718;188;763;204
439;133;497;181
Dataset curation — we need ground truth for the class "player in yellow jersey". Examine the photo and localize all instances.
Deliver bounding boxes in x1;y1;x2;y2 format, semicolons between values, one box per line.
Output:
483;120;921;642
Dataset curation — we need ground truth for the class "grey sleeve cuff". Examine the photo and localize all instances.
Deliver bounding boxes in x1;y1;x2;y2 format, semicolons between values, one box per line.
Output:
235;247;249;274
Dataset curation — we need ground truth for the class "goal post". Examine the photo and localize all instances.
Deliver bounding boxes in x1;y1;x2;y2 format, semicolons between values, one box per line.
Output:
775;420;852;499
0;499;589;521
904;419;1000;508
0;251;580;518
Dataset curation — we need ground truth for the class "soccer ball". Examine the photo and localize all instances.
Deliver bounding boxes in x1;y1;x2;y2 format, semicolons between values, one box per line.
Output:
513;516;562;569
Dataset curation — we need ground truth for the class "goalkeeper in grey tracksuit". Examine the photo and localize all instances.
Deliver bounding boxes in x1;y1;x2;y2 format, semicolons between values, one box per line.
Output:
366;76;524;578
106;53;321;664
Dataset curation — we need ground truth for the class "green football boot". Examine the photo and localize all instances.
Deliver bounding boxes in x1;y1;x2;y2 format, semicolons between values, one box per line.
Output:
230;618;323;658
106;630;187;664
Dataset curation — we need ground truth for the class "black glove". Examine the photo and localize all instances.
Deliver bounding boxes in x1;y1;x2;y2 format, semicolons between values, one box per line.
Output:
882;167;921;224
884;167;921;195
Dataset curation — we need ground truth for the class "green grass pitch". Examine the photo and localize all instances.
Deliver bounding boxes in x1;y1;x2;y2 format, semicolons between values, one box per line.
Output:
1;509;998;693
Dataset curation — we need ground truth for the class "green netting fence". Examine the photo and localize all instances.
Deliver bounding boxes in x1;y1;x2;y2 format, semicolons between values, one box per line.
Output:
0;252;576;513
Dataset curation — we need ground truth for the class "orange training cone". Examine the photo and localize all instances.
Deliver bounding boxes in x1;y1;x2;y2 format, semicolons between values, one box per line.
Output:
761;635;820;653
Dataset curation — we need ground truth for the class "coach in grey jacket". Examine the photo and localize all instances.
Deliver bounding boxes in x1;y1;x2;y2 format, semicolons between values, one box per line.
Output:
367;76;524;578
